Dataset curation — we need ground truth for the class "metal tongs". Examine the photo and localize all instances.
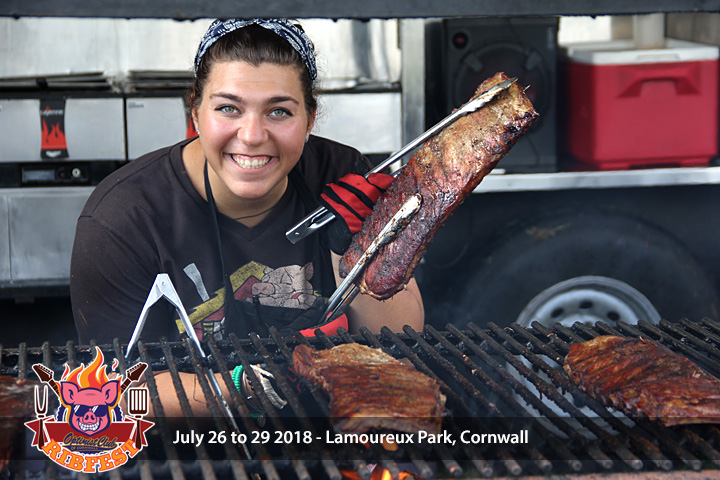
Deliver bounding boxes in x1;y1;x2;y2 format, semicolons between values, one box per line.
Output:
322;193;422;321
125;274;252;459
286;76;518;244
126;274;199;362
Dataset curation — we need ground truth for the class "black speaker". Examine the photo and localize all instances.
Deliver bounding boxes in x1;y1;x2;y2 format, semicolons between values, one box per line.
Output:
426;17;559;173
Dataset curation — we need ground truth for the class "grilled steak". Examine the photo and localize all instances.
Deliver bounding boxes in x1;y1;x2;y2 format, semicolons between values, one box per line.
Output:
339;72;538;299
563;335;720;426
293;343;446;435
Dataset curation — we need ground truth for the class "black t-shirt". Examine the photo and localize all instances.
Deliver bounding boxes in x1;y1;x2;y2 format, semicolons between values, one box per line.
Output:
71;136;370;344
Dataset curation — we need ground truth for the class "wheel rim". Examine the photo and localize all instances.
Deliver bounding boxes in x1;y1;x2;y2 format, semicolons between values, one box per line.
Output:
516;275;661;329
511;276;661;437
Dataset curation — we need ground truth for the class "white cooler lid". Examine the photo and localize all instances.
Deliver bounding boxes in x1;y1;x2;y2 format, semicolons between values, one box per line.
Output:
562;38;719;65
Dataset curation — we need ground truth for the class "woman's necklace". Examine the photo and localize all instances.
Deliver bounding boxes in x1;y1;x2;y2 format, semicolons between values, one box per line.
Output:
233;204;275;221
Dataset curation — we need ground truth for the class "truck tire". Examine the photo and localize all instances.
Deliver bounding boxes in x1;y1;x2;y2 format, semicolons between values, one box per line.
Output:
448;209;720;329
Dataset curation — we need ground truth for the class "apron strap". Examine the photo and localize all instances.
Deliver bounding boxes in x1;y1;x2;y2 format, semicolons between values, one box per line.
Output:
204;161;339;337
204;161;235;331
288;165;318;210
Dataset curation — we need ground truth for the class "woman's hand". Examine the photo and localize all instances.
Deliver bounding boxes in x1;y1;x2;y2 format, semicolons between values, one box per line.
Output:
142;371;231;418
142;367;288;420
320;173;395;254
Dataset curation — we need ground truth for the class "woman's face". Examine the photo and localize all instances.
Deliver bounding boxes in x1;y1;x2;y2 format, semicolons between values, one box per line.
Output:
193;60;314;204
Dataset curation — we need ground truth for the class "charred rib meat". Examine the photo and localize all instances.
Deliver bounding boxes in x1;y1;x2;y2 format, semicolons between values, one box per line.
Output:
293;343;446;435
340;72;538;299
0;377;36;472
563;335;720;426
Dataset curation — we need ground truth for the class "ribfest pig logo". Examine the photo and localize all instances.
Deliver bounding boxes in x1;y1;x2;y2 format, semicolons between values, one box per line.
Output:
25;348;154;472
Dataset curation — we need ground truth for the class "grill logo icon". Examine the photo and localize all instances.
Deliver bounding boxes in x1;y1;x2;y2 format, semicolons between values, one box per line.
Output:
25;347;154;472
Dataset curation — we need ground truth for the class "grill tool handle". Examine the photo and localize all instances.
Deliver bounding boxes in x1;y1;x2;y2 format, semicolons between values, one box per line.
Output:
285;77;517;244
32;364;61;399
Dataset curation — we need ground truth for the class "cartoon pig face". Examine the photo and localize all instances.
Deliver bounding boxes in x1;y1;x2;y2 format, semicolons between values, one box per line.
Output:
60;380;119;436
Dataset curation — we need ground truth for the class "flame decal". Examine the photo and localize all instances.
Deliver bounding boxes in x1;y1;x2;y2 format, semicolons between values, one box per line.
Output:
61;347;114;390
41;118;68;150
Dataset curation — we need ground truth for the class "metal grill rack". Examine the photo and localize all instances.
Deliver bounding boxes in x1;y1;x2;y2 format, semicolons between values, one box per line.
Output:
4;318;720;479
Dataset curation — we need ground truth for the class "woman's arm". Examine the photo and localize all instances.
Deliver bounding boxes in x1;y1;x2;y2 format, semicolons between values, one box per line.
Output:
330;253;424;334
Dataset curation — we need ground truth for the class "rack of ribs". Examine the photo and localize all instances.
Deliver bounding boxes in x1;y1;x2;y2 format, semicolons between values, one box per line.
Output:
339;72;538;299
293;343;446;435
0;377;36;472
563;335;720;426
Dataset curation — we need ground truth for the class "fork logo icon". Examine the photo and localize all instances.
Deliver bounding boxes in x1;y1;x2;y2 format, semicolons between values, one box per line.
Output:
25;347;154;473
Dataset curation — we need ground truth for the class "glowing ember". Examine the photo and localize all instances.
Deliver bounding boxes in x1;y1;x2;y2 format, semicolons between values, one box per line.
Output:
341;468;421;480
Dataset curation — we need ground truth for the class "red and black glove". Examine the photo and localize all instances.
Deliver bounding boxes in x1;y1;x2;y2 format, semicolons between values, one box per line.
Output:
319;172;394;254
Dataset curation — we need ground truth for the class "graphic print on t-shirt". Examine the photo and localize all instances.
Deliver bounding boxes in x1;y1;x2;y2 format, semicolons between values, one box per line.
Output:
177;261;322;340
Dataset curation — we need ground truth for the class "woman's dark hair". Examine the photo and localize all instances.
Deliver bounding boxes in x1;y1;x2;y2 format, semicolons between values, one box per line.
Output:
189;24;317;117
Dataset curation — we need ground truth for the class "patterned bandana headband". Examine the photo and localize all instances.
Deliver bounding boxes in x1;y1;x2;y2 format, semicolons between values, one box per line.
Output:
194;18;318;89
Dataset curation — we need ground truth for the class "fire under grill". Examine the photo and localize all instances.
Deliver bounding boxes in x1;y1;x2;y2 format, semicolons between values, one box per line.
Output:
4;317;720;479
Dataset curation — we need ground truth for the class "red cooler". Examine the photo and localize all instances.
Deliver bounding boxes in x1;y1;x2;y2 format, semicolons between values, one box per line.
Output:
563;39;719;170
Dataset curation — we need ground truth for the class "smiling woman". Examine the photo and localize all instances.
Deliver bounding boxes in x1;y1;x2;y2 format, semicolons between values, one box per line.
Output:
69;18;423;348
186;61;313;220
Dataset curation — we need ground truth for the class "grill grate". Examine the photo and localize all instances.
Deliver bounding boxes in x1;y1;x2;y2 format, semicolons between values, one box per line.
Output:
4;318;720;479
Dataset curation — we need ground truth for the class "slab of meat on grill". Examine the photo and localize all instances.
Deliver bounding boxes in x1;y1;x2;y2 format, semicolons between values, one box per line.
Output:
339;72;538;299
563;335;720;426
292;343;446;435
0;377;37;472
